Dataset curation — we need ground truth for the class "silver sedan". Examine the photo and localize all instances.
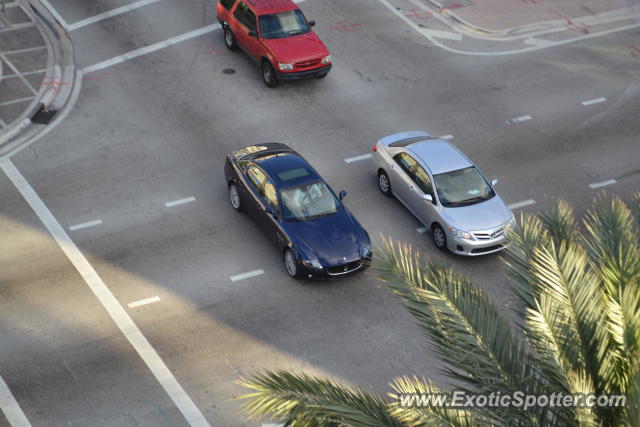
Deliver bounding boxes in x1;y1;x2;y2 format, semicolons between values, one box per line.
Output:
372;131;515;256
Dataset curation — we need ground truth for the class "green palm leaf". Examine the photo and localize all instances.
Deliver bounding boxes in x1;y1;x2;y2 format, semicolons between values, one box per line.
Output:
503;213;546;314
236;370;403;426
373;238;536;399
388;376;488;427
526;241;609;391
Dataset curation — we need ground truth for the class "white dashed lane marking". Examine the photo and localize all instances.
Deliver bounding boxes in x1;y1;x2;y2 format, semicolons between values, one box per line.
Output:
589;179;616;189
508;199;536;210
417;227;428;233
165;197;196;208
128;296;161;309
230;269;265;282
581;97;607;106
344;154;372;163
506;115;532;124
438;134;454;140
69;219;103;231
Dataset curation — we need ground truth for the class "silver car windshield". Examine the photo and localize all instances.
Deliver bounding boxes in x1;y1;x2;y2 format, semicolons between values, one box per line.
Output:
281;181;340;221
433;166;495;207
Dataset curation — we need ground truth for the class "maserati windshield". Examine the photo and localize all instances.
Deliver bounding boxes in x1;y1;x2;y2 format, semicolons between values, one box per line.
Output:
433;166;495;207
260;10;310;39
280;181;340;221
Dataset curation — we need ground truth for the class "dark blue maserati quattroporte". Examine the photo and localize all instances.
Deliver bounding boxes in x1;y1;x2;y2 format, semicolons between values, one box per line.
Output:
224;143;372;279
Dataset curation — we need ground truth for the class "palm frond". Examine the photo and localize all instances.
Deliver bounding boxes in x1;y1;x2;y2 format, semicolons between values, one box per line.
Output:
525;241;609;393
373;238;535;396
582;195;640;397
630;192;640;228
236;370;403;426
538;198;579;246
583;194;640;292
388;376;490;427
565;370;599;427
502;213;546;314
624;365;640;427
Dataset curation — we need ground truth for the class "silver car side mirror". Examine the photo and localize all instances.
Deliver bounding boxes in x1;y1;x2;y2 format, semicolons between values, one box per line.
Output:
421;194;433;202
491;178;498;186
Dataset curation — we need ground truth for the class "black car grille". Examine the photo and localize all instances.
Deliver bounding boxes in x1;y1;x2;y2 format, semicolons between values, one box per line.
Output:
327;261;361;276
470;244;506;254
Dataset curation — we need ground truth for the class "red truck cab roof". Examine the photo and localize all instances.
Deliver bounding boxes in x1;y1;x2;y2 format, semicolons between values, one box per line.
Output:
245;0;299;15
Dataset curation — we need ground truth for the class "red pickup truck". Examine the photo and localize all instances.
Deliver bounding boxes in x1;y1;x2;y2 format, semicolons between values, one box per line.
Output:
217;0;332;87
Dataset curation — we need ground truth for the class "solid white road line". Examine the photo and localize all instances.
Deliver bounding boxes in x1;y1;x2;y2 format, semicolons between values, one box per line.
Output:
344;154;372;163
0;159;211;427
1;46;47;55
524;37;555;47
2;69;48;78
506;115;532;124
581;97;607;106
508;199;536;210
67;0;164;31
0;97;35;107
422;29;463;41
82;24;221;74
68;219;103;231
165;197;196;208
0;374;31;427
230;269;265;282
589;179;616;189
417;227;428;233
39;0;69;29
128;296;161;309
438;134;454;140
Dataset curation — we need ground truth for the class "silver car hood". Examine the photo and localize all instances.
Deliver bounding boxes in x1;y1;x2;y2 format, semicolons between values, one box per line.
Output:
441;195;512;231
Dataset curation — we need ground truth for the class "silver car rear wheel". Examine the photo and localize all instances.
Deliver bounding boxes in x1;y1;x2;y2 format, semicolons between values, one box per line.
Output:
284;249;298;277
378;170;392;196
432;224;447;251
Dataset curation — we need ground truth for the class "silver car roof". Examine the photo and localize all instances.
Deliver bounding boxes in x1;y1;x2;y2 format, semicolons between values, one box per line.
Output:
407;140;473;175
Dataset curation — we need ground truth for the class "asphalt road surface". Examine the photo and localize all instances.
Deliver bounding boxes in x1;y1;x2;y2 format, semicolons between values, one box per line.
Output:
1;0;639;425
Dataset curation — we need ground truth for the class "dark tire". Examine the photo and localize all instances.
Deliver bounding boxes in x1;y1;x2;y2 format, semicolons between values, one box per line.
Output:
262;61;278;88
283;248;298;278
224;26;238;51
432;224;448;251
377;170;392;196
229;183;241;211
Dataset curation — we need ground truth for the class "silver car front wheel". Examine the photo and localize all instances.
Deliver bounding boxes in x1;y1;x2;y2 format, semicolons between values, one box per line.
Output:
432;224;447;251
